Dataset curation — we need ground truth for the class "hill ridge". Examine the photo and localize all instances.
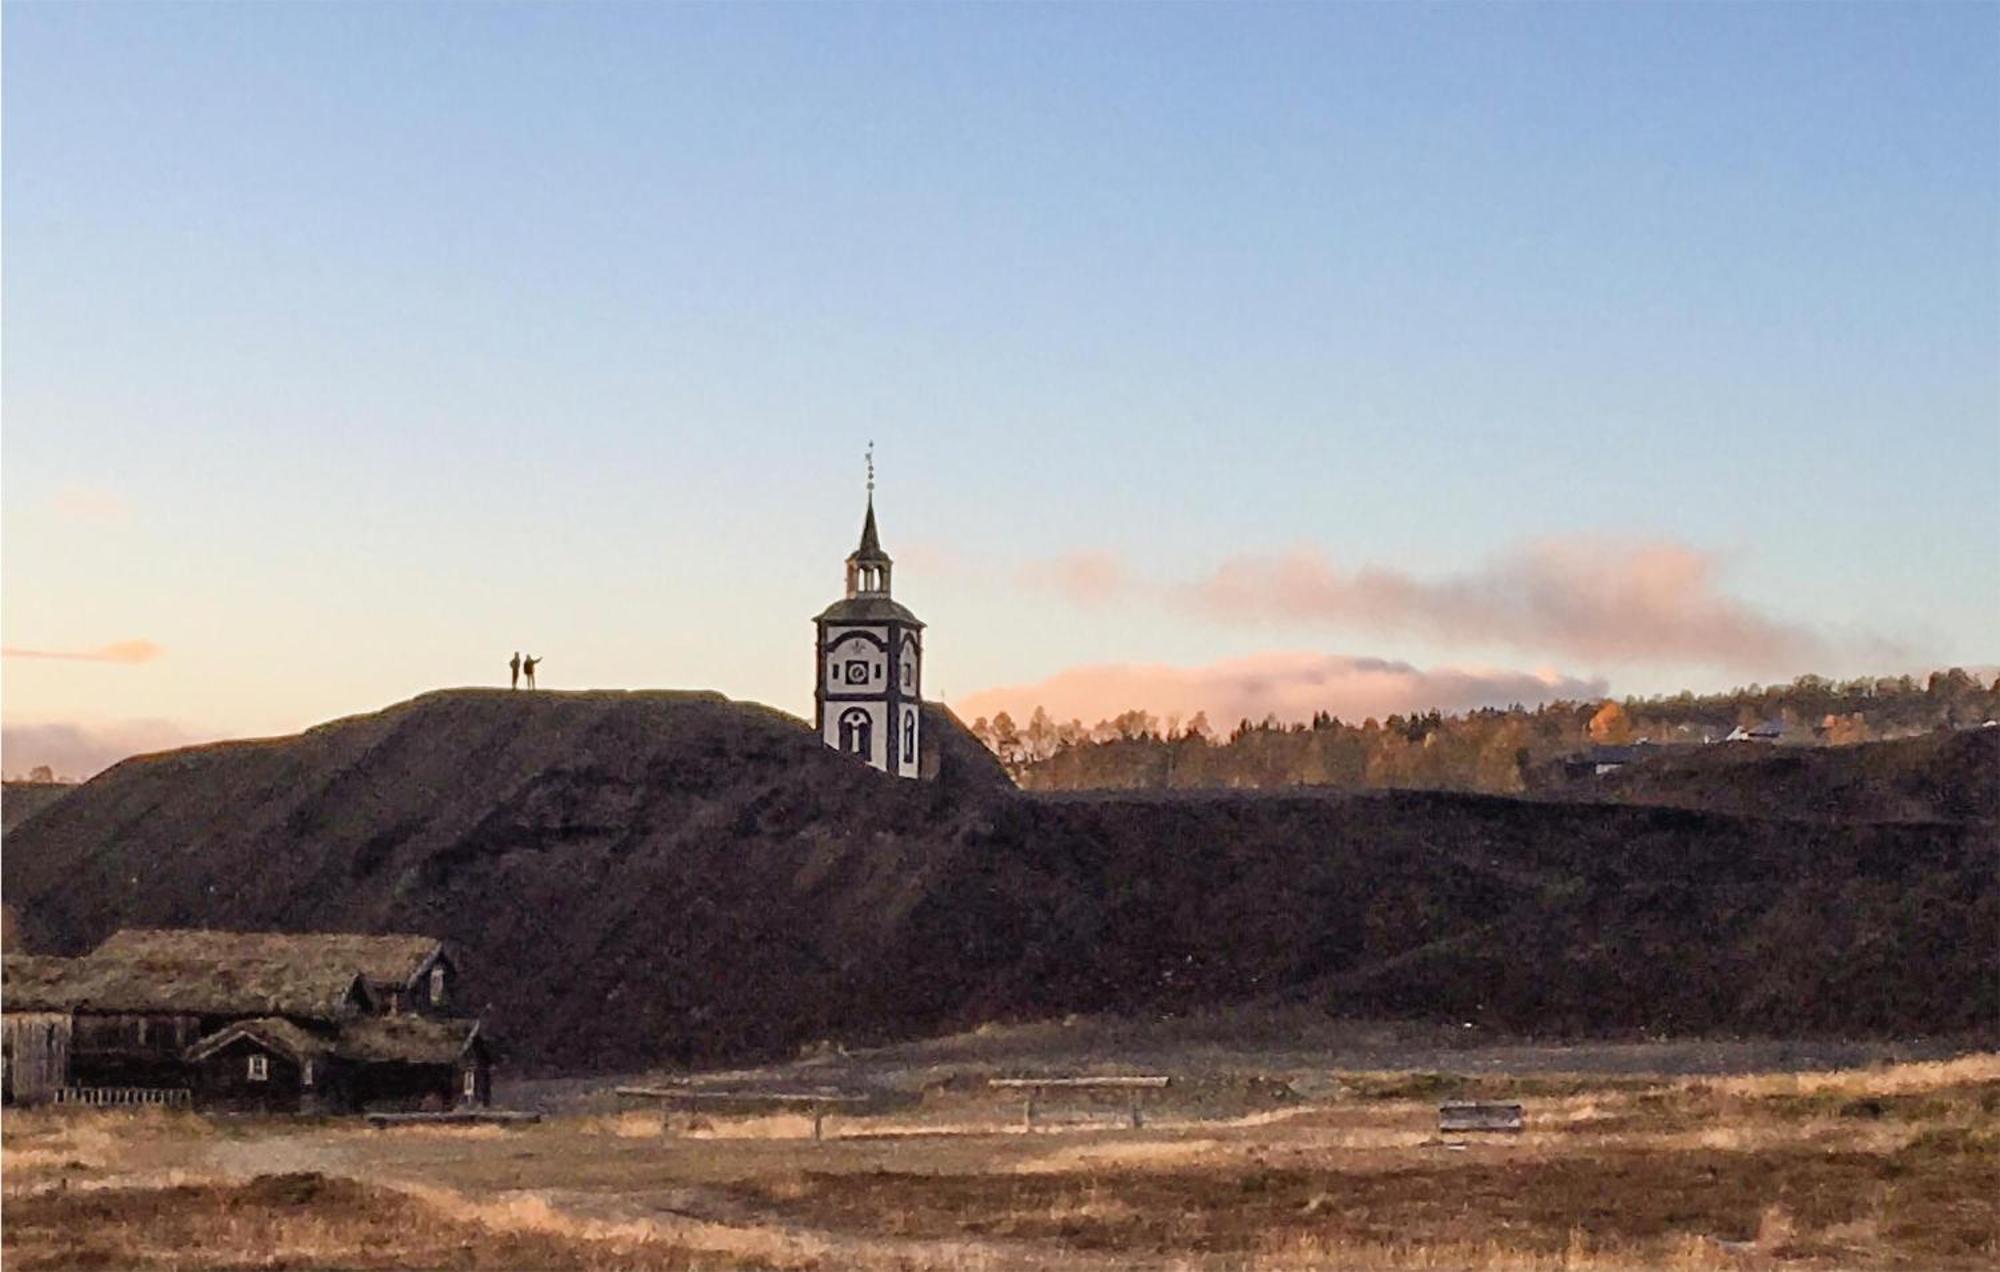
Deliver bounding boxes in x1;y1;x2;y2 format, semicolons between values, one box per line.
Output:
5;691;1991;1071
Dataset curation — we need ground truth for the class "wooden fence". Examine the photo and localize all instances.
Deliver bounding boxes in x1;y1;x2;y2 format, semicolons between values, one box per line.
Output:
52;1086;192;1109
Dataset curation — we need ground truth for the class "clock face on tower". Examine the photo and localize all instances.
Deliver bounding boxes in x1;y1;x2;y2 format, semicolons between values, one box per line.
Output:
815;487;923;778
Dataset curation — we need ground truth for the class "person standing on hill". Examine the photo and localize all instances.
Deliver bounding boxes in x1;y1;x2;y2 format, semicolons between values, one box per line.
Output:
509;651;521;689
523;654;541;689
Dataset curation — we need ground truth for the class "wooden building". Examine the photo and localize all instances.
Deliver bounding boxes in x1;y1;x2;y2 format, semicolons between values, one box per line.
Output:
183;1018;339;1114
183;1014;489;1114
336;1015;490;1110
2;928;489;1111
2;952;371;1104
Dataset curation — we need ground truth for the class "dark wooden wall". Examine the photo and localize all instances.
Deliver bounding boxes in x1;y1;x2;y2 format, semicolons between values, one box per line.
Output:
68;1012;201;1089
2;1013;72;1103
192;1037;307;1113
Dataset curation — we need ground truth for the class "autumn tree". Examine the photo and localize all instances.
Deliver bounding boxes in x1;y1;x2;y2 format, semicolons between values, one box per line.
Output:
1024;707;1056;763
1587;700;1634;744
989;711;1021;768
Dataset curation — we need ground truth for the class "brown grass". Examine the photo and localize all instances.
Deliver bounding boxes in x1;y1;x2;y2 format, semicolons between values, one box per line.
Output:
5;1052;1996;1270
733;1135;1999;1267
2;1172;789;1271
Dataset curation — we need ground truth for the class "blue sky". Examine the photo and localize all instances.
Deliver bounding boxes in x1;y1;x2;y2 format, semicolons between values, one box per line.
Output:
5;2;1995;772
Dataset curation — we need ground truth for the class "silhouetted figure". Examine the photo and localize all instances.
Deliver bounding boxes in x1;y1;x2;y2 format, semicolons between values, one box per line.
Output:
523;655;541;689
509;651;521;690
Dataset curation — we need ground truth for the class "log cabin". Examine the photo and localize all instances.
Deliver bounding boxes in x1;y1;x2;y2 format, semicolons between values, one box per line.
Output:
2;952;373;1104
184;1014;489;1114
1;929;489;1111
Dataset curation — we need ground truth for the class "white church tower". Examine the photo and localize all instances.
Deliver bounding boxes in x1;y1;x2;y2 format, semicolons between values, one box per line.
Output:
814;450;923;777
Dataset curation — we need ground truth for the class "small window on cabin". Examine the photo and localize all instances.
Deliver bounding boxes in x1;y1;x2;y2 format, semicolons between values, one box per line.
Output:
247;1054;269;1082
430;966;447;1005
302;1060;315;1087
463;1068;477;1098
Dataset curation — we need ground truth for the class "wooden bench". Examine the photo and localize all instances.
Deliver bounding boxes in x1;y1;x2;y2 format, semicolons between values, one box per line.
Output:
1438;1101;1524;1133
364;1110;541;1128
615;1086;870;1142
989;1076;1172;1130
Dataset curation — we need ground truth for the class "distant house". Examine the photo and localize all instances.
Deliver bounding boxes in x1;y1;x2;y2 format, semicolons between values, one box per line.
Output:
1555;739;1712;779
1560;744;1645;779
1724;719;1790;744
1;929;488;1111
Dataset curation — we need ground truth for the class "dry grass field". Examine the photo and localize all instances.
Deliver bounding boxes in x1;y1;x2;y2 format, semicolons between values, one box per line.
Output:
4;1039;1995;1270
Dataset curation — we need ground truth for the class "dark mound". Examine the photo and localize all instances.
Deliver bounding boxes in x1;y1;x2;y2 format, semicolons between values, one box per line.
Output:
5;690;1992;1071
1547;730;2000;823
3;781;74;832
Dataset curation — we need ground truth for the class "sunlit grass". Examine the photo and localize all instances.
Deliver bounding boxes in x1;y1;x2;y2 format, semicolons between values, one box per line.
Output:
4;1051;1994;1269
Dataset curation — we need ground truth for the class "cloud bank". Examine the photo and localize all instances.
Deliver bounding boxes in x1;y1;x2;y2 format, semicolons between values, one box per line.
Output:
1013;537;1844;673
2;640;164;664
957;651;1607;729
1185;540;1824;670
2;719;206;780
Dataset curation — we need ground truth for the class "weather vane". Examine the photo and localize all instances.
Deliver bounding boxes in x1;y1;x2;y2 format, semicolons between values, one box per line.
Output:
866;440;875;496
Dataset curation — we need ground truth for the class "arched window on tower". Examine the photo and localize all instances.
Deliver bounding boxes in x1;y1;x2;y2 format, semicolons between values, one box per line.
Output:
838;708;872;761
904;709;916;764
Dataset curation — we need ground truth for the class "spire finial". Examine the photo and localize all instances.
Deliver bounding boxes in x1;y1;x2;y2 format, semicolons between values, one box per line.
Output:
866;440;875;498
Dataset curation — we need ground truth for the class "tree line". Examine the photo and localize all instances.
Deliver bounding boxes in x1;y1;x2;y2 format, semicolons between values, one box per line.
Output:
965;669;2000;793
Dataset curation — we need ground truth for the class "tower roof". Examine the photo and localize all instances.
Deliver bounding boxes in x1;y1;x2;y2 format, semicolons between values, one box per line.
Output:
849;496;890;565
815;594;923;625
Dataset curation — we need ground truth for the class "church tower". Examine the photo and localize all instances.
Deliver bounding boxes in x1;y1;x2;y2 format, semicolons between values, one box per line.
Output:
814;450;923;777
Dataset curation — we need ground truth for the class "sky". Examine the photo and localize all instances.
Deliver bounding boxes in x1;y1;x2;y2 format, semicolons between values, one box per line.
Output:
4;2;1996;776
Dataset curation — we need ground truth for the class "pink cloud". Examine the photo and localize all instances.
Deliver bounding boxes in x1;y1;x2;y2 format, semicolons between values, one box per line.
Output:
1176;538;1833;672
957;651;1607;728
48;484;131;525
3;640;164;665
1015;550;1132;607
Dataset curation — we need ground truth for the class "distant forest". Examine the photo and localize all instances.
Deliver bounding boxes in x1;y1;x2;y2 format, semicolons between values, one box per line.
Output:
968;669;2000;793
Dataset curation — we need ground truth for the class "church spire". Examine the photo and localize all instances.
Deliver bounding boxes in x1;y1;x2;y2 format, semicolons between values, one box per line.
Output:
857;498;883;558
846;442;891;596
